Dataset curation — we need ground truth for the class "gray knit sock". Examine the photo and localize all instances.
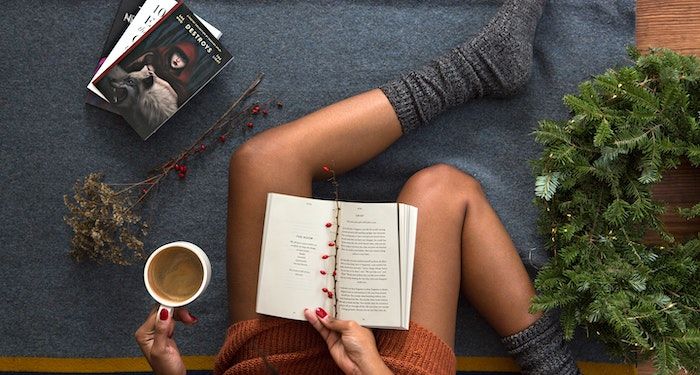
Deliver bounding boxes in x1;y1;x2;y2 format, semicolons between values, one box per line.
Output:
500;312;581;375
380;0;546;133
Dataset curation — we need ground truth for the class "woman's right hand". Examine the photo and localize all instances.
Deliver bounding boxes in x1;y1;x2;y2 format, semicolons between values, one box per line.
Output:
134;306;198;375
304;307;393;375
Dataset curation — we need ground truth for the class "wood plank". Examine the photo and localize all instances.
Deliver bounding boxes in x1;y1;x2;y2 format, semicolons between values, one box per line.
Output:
636;0;700;55
646;159;700;244
635;1;699;374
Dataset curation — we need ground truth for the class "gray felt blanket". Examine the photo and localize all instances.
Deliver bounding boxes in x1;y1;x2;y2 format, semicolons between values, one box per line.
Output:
0;0;634;363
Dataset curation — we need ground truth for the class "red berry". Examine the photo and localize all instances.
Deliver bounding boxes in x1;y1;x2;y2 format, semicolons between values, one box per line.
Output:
325;222;332;228
321;254;329;259
199;144;206;151
327;291;334;298
178;172;186;179
142;188;148;194
320;270;327;275
322;166;330;173
246;122;254;128
180;165;187;173
219;135;226;142
262;109;269;117
328;242;335;247
174;164;181;171
251;105;260;114
332;270;337;277
322;287;328;293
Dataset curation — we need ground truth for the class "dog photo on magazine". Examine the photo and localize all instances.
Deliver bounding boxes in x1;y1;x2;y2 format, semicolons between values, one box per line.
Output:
93;2;232;140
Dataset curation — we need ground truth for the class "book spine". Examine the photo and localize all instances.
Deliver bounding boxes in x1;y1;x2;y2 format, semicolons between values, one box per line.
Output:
332;199;340;317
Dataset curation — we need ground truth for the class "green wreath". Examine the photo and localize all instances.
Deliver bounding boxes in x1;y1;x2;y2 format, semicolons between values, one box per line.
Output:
531;48;700;374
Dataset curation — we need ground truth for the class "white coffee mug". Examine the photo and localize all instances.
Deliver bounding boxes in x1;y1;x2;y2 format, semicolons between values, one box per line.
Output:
143;241;211;317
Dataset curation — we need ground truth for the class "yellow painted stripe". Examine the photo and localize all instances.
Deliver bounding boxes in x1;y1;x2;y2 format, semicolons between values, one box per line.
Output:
456;356;520;372
454;357;636;374
0;356;636;374
577;361;638;375
0;356;214;373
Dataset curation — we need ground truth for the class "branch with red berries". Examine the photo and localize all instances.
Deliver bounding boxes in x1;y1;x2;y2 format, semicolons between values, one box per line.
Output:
319;164;340;315
64;74;282;265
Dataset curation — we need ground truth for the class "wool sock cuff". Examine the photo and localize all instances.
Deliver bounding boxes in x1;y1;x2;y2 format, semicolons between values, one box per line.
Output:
500;311;582;375
379;77;422;134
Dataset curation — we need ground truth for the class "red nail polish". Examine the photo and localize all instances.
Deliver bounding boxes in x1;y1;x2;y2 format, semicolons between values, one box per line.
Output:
159;308;169;321
315;307;327;318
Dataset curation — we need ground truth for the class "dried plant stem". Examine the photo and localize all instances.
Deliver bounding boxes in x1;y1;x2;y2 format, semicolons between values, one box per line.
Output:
65;74;275;265
118;74;267;208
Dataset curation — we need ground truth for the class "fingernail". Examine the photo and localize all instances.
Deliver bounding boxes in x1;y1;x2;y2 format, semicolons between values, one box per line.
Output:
315;307;327;318
189;312;198;322
159;308;169;321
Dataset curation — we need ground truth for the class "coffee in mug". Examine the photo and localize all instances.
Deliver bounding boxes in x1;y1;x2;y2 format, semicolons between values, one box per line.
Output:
144;241;211;310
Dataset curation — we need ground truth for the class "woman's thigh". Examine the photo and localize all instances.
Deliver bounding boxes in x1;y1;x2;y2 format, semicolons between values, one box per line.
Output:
396;164;477;348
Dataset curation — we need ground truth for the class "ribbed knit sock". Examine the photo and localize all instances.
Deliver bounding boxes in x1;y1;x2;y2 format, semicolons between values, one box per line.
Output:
380;0;546;133
500;312;582;375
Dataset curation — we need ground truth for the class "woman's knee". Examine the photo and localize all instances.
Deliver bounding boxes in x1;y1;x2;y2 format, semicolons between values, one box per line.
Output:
401;164;484;204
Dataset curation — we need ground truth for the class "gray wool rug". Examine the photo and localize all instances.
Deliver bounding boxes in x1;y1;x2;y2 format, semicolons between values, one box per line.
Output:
0;0;635;369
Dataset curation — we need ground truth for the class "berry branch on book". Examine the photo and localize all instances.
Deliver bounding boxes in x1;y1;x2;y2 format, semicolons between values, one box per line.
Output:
64;74;280;265
321;164;340;312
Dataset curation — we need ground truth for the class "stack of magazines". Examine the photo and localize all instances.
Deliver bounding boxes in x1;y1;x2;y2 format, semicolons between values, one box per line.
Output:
86;0;232;140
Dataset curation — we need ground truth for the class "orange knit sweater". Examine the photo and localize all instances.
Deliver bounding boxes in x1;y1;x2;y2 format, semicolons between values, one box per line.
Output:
214;317;455;374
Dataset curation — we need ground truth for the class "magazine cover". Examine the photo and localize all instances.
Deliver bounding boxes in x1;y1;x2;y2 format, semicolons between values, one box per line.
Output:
92;1;233;140
85;0;146;112
85;0;223;114
89;0;179;102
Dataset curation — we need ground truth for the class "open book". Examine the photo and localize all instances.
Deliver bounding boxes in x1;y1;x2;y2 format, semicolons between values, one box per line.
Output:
256;193;417;330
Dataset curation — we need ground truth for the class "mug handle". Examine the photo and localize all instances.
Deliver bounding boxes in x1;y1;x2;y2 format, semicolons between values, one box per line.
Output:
158;305;174;320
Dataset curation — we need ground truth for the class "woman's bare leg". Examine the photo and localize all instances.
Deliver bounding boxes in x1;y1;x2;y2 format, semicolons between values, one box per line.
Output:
227;88;539;335
393;165;466;347
226;89;402;323
226;0;547;325
456;176;542;337
395;164;541;348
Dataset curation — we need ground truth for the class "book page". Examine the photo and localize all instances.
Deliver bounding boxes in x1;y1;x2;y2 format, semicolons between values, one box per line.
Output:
336;201;401;328
398;203;417;329
256;193;337;320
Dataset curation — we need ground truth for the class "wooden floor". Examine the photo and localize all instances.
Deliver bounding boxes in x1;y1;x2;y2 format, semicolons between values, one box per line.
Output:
637;0;700;56
635;2;699;374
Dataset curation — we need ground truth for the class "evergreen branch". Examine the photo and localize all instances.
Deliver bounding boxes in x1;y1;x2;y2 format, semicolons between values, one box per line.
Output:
678;203;700;219
532;48;700;371
535;172;561;201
